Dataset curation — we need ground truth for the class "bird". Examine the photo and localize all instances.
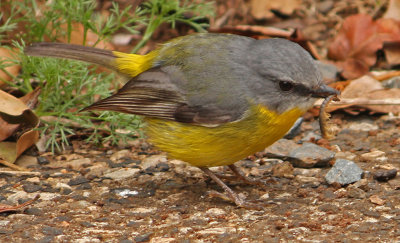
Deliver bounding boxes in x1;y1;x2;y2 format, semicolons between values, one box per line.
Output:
25;33;339;208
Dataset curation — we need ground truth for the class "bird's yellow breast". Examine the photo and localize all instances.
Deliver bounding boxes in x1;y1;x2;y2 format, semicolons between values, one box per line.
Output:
144;105;303;167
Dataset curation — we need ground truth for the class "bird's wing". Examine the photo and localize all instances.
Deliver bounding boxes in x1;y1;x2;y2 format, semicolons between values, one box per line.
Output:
84;67;244;126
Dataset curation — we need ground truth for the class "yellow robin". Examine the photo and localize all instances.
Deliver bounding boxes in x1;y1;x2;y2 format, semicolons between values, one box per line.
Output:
25;33;339;208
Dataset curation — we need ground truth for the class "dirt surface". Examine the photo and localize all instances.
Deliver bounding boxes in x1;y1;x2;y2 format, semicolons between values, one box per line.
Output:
1;112;400;242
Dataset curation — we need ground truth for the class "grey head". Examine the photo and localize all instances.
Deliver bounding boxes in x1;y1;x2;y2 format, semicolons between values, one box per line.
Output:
245;38;338;114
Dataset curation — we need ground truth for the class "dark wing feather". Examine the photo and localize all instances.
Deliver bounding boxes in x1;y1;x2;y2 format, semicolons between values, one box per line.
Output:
84;67;237;126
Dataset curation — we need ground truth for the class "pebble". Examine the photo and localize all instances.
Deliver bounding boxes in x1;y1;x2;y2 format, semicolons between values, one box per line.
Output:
26;177;41;183
293;168;322;177
347;122;379;132
325;159;363;185
42;226;63;236
110;149;131;162
373;169;397;182
264;139;300;157
388;177;400;190
369;195;386;206
103;168;140;180
197;227;236;235
134;232;153;242
22;183;41;193
206;208;226;217
141;155;168;170
68;176;90;186
37;156;50;165
0;220;10;226
64;158;92;170
272;162;294;178
335;151;357;161
289;143;335;168
300;131;322;142
7;191;28;204
25;207;44;216
360;150;386;162
347;185;366;199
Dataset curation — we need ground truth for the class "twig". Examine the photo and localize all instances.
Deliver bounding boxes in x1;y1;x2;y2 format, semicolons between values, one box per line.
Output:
0;194;40;213
315;98;400;106
0;159;28;171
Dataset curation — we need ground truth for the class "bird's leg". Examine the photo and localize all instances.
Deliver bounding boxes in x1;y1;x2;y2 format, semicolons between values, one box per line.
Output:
228;164;267;187
201;167;262;210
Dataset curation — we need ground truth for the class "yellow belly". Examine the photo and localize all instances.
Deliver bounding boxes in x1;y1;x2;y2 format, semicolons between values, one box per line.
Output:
144;105;303;167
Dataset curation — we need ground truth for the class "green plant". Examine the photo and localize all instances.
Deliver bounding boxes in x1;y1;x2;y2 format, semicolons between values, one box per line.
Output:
0;0;215;152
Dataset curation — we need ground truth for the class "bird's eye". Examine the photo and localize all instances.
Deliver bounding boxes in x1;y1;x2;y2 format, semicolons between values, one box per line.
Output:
279;81;294;91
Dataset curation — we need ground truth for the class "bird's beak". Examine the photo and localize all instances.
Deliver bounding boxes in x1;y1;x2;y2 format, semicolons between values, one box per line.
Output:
311;83;340;98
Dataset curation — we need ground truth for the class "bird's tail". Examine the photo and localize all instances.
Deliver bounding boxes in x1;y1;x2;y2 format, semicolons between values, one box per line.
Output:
24;42;158;77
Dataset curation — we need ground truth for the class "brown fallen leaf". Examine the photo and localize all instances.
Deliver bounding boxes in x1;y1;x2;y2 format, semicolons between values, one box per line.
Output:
384;0;400;21
0;47;21;87
321;75;400;114
0;194;40;213
0;88;40;169
328;14;400;79
250;0;301;20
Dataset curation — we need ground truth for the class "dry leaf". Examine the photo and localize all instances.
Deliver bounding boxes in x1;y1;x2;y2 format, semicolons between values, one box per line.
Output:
0;88;40;166
384;0;400;21
327;75;400;114
0;47;20;87
328;14;400;79
250;0;301;19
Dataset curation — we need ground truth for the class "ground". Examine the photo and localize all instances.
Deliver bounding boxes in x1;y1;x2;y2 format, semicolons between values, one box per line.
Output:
1;111;400;242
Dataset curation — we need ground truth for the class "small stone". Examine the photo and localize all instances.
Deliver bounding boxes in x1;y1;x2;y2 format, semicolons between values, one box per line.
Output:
37;156;50;165
325;159;363;185
197;227;236;235
335;151;357;161
141;155;168;170
300;131;322;142
64;158;92;170
388;177;400;190
7;191;28;204
373;169;397;182
348;122;379;132
347;185;366;199
369;195;385;205
272;162;294;178
264;139;301;157
295;175;321;184
22;183;41;193
289;143;335;168
360;150;386;162
103;168;140;180
80;221;94;227
55;182;72;190
206;208;226;217
25;207;43;216
26;177;40;183
120;240;134;243
42;226;63;236
0;220;10;226
134;232;153;242
316;0;334;14
353;179;369;191
68;176;90;186
37;236;54;243
110;149;131;162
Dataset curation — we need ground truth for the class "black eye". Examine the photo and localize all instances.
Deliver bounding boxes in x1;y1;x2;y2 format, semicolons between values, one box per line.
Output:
279;81;294;91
